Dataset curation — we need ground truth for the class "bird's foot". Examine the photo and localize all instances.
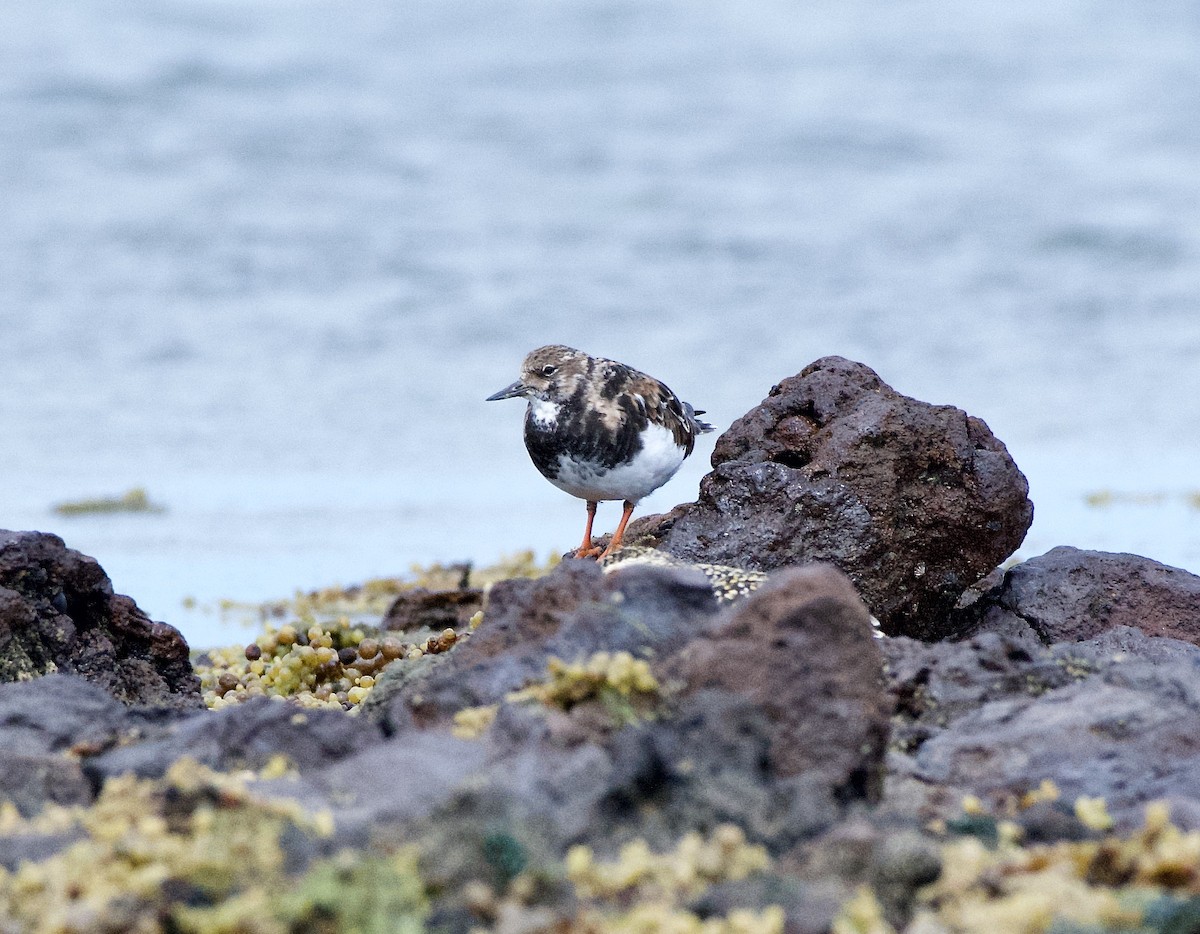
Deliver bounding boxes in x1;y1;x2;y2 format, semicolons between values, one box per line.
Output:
596;541;622;560
570;544;604;560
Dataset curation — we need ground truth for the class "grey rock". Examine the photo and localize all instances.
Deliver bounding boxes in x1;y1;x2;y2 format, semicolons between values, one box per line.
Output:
88;696;384;781
961;546;1200;646
885;626;1200;827
0;674;131;755
665;564;891;800
0;674;182;817
368;560;722;732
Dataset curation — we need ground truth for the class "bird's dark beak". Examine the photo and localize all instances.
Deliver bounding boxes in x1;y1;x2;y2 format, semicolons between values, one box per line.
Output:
486;380;528;401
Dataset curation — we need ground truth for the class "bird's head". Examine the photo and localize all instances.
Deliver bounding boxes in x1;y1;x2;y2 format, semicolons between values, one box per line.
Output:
485;345;588;402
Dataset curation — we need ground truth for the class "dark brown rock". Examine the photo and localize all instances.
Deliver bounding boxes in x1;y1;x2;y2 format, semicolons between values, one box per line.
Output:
666;564;890;801
381;587;484;633
0;530;200;707
446;560;608;662
591;503;691;553
960;546;1200;646
659;357;1033;639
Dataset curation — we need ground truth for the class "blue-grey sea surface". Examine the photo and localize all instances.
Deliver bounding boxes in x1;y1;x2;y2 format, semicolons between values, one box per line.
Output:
3;0;1199;647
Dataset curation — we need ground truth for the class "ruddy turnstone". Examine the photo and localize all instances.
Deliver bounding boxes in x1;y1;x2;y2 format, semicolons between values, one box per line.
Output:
486;345;714;559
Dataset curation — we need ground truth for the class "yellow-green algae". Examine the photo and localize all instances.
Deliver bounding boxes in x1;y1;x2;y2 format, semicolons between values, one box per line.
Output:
451;703;499;739
566;824;771;899
195;618;464;712
52;486;166;516
506;650;662;725
470;824;784;934
834;793;1200;934
0;758;426;934
194;551;561;712
1084;489;1200;512
216;549;558;625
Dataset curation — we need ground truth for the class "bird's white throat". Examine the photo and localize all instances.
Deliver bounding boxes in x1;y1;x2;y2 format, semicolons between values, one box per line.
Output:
528;398;559;428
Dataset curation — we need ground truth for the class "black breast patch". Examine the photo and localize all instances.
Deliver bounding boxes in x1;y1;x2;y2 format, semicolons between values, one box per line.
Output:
523;386;650;480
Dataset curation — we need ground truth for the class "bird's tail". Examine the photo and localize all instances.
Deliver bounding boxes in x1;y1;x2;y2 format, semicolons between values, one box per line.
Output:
686;403;716;434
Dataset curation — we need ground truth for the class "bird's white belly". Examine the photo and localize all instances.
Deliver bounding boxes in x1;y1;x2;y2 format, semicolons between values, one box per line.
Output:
548;422;686;502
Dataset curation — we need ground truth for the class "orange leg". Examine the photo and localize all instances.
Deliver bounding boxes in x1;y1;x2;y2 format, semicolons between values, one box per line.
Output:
598;500;636;559
571;500;602;559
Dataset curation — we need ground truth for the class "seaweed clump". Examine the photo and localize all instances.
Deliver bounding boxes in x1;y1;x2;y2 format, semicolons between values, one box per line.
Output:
52;486;166;516
507;650;662;725
195;617;464;712
192;550;557;712
218;550;558;625
834;796;1200;934
0;758;426;934
467;824;784;933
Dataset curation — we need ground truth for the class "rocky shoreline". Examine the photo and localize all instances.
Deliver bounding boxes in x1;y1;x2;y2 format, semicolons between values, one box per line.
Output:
2;356;1199;933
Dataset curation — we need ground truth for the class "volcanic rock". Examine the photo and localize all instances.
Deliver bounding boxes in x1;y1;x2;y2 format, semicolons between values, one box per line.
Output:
0;531;199;707
0;673;199;819
361;558;890;863
665;564;890;800
884;626;1200;828
657;357;1033;639
364;559;721;730
381;587;484;633
960;546;1200;646
88;695;384;782
0;675;126;816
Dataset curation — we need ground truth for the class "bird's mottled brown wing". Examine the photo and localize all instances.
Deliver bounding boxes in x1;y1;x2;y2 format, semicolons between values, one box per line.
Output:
625;373;697;453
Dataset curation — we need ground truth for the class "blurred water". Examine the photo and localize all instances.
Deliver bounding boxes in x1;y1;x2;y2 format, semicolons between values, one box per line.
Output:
2;0;1198;647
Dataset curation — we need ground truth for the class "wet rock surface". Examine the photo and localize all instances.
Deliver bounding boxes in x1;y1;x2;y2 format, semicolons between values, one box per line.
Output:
0;531;199;707
650;356;1033;639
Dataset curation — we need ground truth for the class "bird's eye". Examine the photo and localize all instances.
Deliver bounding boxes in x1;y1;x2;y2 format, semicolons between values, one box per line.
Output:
541;364;558;376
